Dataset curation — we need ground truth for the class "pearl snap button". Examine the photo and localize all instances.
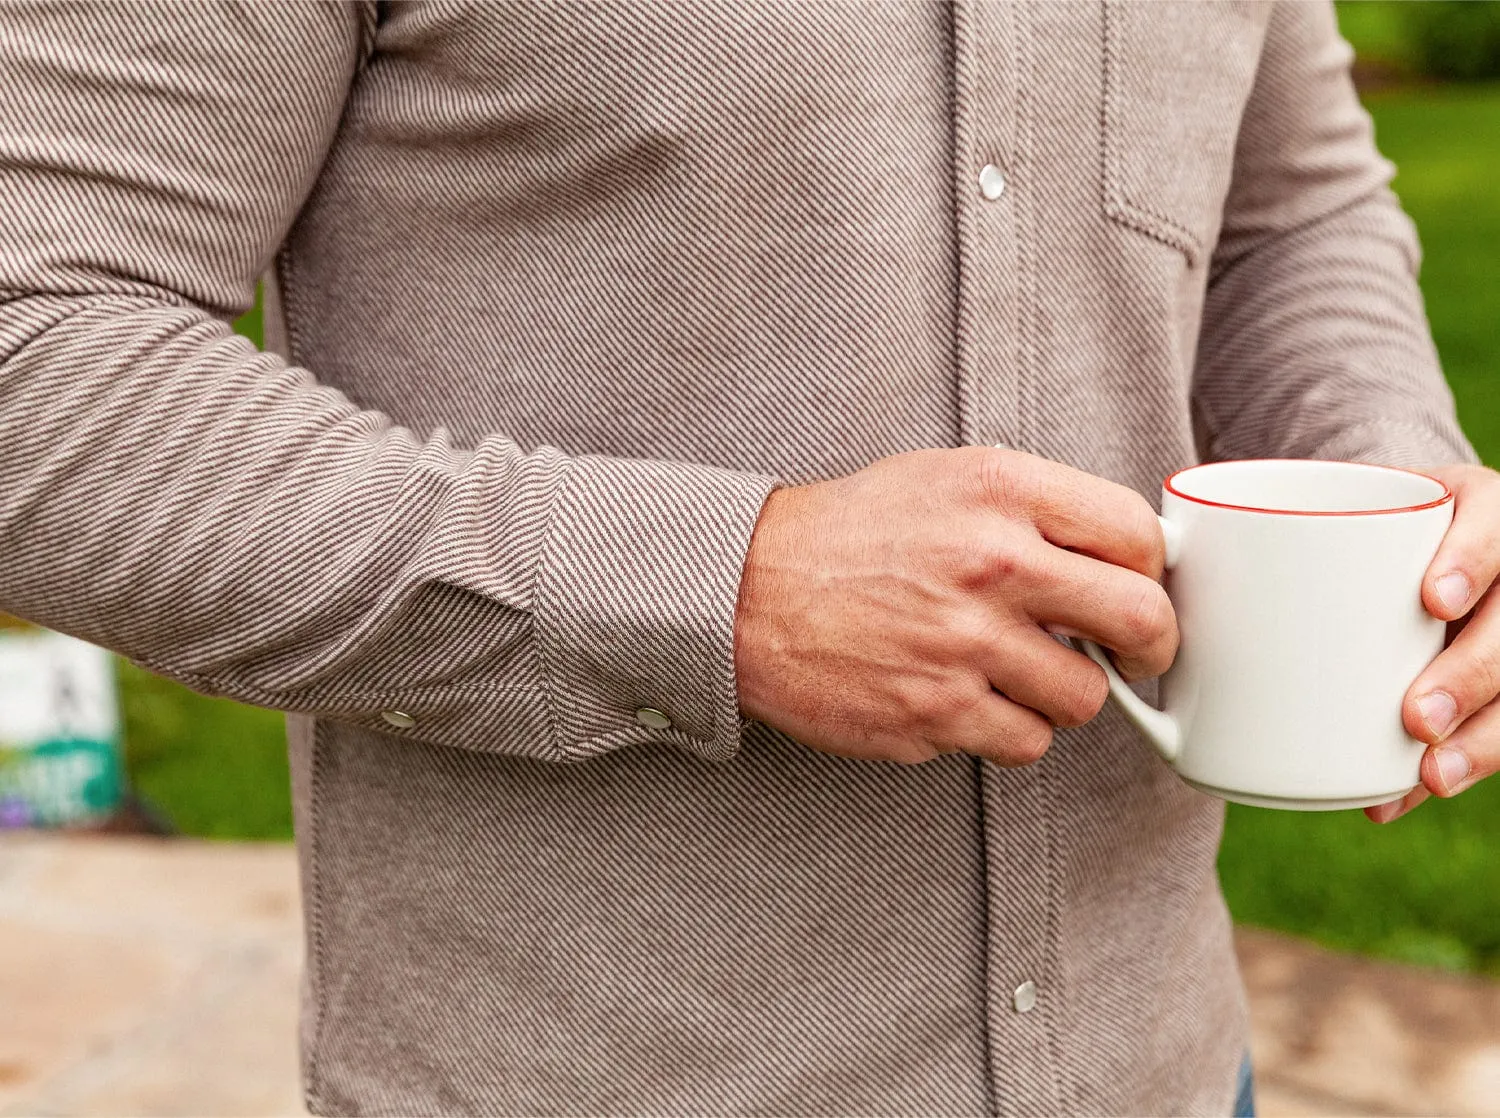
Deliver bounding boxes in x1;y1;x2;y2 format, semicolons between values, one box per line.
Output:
979;163;1006;200
1013;980;1037;1013
380;710;416;729
634;707;672;731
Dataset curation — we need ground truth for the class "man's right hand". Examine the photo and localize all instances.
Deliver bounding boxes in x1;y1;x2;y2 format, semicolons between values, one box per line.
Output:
732;447;1176;766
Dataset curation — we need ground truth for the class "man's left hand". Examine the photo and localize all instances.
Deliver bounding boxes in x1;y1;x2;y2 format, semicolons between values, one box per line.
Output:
1369;463;1500;823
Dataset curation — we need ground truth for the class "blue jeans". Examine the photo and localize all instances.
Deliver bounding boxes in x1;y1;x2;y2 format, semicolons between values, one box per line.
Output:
1233;1053;1256;1118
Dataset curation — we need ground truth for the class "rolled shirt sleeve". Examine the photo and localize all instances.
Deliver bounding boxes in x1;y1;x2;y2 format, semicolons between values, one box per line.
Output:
0;1;775;763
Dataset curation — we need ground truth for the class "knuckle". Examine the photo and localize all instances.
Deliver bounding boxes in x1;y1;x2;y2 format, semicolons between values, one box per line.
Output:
1007;718;1054;766
956;530;1032;590
898;676;972;733
894;678;942;726
1127;495;1166;575
986;535;1029;584
976;447;1031;513
1056;663;1110;728
941;683;985;725
1124;580;1174;649
1462;643;1500;708
954;610;1006;658
891;741;939;765
854;718;941;766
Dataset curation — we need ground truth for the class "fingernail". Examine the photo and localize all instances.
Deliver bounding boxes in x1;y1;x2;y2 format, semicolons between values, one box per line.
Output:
1434;747;1471;795
1368;800;1402;824
1417;690;1459;739
1434;571;1472;616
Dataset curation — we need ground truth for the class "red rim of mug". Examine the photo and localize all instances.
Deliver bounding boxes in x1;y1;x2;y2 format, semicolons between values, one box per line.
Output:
1163;460;1453;517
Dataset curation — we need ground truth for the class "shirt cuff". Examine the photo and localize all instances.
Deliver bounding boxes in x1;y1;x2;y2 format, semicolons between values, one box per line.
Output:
531;453;780;762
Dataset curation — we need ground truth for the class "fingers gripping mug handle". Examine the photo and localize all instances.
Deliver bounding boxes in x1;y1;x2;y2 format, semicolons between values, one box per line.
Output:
1078;516;1183;763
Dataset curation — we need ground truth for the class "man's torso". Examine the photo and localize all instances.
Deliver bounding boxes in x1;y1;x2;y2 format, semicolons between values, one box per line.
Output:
274;3;1263;1113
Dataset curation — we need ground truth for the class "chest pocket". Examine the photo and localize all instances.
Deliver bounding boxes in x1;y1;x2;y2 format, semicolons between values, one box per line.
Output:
1102;0;1270;267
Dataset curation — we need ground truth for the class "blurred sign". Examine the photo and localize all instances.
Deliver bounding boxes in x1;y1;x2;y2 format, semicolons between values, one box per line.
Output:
0;624;123;827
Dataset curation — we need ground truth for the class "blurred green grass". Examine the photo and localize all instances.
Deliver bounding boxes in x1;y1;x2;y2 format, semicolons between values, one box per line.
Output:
1334;2;1414;73
122;71;1500;970
120;657;291;840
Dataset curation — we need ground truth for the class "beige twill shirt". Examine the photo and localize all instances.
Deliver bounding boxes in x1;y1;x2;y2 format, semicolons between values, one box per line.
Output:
0;1;1475;1114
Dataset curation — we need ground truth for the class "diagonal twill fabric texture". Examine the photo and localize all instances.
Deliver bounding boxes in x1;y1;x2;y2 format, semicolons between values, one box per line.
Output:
0;2;1475;1114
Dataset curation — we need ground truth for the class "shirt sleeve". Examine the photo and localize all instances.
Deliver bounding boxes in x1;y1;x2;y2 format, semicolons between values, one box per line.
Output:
0;2;776;764
1191;0;1478;469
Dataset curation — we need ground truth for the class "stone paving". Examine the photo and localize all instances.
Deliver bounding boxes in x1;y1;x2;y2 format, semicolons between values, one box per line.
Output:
2;833;1498;1116
1240;931;1500;1116
0;835;301;1117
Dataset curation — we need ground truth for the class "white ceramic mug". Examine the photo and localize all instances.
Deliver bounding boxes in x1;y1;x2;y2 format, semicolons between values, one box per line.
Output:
1081;459;1453;811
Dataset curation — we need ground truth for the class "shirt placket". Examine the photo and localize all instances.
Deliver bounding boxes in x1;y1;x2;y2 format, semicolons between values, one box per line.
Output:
950;2;1065;1114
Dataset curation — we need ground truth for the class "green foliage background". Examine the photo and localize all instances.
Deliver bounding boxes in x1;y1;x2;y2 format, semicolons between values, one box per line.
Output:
1338;1;1500;83
118;17;1500;973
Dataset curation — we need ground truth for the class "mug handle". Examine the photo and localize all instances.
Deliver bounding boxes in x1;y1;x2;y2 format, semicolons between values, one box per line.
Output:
1076;515;1184;763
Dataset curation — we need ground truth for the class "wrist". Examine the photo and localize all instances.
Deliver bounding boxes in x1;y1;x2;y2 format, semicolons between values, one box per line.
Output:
733;485;801;724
